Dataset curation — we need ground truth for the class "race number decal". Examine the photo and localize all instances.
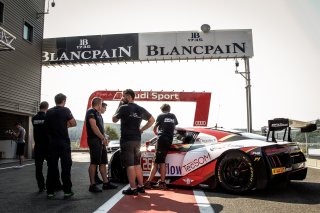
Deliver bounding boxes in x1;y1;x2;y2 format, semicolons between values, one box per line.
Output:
141;157;153;171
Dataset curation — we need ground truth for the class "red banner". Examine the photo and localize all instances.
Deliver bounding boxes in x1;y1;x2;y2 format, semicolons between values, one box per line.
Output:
80;90;211;148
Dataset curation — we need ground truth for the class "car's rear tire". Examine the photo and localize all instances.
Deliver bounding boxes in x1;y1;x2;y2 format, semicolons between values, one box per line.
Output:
110;151;128;183
217;151;256;194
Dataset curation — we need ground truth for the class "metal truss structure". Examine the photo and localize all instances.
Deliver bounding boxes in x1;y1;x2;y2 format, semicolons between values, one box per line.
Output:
0;26;16;51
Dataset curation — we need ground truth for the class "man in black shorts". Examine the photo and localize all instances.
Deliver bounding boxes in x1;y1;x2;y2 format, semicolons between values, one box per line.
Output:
45;93;77;199
86;97;118;193
13;122;26;167
32;101;62;193
94;102;107;184
112;89;155;195
144;103;178;190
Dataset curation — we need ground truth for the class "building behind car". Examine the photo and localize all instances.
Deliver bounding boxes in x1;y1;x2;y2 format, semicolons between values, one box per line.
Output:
0;0;45;159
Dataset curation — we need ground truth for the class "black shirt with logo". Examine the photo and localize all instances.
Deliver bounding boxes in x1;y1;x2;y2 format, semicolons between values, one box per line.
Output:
85;108;104;139
114;103;152;142
45;106;74;140
32;111;47;144
155;112;178;138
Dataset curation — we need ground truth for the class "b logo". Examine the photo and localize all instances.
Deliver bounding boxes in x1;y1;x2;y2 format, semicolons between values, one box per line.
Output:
79;39;89;46
191;33;200;39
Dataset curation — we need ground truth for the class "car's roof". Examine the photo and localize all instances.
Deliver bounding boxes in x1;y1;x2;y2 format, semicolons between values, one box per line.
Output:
176;127;266;141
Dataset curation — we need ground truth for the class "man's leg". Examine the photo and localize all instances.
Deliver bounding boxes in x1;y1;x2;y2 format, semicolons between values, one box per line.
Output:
46;152;59;196
59;140;73;194
35;147;45;191
135;165;144;186
159;163;166;182
99;164;107;182
146;163;158;182
127;166;137;188
95;167;103;184
89;164;98;185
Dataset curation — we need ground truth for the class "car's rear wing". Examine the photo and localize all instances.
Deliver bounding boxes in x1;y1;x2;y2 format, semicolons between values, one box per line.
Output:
266;118;317;142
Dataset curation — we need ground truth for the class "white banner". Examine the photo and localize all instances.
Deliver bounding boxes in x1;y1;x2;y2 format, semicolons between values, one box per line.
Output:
139;29;253;61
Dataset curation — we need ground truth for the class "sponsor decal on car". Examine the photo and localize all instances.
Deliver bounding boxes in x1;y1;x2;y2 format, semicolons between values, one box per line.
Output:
196;133;217;144
183;153;211;172
141;157;182;175
141;152;155;158
272;167;286;175
182;178;194;185
166;164;182;175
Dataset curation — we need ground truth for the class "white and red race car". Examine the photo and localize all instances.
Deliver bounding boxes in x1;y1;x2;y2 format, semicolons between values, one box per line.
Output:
109;119;315;194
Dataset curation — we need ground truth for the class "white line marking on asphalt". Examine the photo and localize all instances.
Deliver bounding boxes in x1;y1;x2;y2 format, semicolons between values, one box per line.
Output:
94;184;128;213
0;163;34;170
193;189;215;213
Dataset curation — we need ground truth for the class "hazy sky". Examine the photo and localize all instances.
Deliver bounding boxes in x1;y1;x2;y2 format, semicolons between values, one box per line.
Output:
41;0;320;130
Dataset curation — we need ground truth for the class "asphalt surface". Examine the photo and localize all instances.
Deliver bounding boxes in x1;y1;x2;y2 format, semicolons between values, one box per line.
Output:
0;152;319;213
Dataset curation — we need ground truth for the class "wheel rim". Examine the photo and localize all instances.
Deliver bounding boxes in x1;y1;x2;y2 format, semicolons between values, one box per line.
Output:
221;157;253;189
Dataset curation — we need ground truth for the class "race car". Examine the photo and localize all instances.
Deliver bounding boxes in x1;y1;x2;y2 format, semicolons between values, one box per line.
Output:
108;118;315;194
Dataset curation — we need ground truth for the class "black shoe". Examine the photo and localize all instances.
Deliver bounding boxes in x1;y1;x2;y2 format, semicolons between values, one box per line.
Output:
102;182;118;190
156;181;167;190
137;186;145;193
64;191;74;199
95;178;104;185
122;187;138;195
89;184;102;193
144;181;158;189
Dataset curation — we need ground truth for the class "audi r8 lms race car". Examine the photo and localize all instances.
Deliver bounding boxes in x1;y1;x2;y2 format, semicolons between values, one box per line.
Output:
108;118;316;194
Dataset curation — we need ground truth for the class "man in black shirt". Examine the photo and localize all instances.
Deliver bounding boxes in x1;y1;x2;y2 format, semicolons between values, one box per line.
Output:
112;89;155;195
94;102;107;184
45;93;77;199
86;98;118;193
144;103;178;190
32;101;62;193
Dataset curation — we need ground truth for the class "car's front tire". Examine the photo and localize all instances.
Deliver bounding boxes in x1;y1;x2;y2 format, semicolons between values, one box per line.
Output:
109;151;128;183
217;151;256;194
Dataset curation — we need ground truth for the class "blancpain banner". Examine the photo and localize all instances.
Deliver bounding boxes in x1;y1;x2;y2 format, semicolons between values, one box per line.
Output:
139;29;253;61
42;29;253;65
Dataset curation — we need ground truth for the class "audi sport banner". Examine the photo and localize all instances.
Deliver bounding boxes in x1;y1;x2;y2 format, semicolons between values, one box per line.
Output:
42;29;253;65
80;90;211;148
42;33;139;65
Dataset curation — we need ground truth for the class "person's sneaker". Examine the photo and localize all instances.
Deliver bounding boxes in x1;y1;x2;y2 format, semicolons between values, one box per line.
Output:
89;184;102;193
137;186;145;193
157;181;167;190
144;181;158;189
122;187;138;195
102;182;118;190
64;191;74;199
47;193;55;199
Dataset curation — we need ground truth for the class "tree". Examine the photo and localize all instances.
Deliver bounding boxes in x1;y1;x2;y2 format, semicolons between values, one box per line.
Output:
105;126;119;140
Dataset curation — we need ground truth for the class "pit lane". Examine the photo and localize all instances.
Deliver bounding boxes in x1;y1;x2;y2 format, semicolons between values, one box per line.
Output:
0;152;319;213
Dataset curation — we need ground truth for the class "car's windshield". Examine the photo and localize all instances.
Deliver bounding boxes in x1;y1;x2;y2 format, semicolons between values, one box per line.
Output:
109;140;119;145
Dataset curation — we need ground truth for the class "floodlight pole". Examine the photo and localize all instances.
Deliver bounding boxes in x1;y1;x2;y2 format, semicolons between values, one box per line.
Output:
244;57;253;133
235;57;252;133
